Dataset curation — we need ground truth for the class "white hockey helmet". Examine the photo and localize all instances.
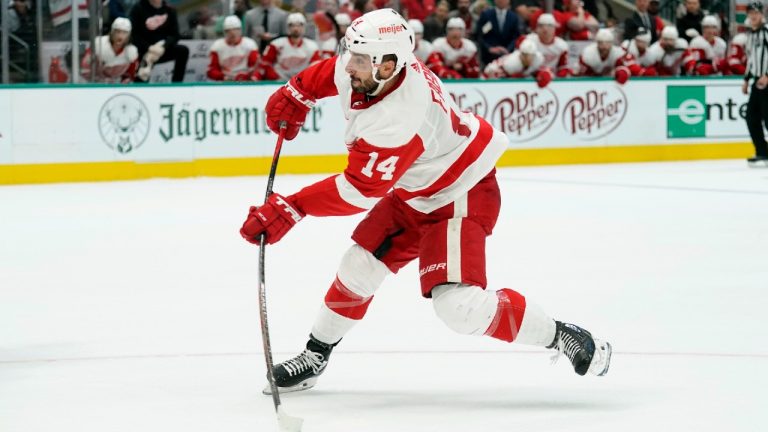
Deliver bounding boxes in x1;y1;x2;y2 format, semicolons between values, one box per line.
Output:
335;13;351;26
537;13;557;27
661;25;679;40
519;38;537;55
446;17;466;31
223;15;242;31
701;15;720;28
635;27;652;43
595;28;614;43
343;9;415;89
731;32;748;46
111;17;132;33
408;19;424;35
287;13;307;26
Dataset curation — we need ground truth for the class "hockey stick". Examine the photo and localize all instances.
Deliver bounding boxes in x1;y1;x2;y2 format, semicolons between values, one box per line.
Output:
258;121;304;432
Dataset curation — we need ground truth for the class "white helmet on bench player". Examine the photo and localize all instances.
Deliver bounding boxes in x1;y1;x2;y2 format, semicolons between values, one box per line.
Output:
343;8;415;93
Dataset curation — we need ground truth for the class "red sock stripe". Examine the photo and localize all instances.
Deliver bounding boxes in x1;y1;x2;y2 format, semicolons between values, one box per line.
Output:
484;288;526;343
324;277;373;320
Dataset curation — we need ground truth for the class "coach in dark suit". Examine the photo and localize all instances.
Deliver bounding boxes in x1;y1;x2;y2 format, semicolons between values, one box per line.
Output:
624;0;659;43
474;0;521;66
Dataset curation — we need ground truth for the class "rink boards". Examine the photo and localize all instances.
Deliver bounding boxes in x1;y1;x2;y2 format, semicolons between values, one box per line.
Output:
0;77;755;184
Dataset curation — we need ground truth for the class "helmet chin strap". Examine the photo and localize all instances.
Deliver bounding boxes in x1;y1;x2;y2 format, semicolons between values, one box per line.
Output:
367;61;402;97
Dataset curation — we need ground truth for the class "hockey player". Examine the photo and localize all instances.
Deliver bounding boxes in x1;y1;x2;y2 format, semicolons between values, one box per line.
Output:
578;28;636;84
207;16;261;81
80;18;139;83
621;27;655;72
426;18;480;79
259;13;320;81
483;39;554;87
646;26;688;76
518;13;572;78
409;19;435;63
240;9;612;394
727;33;749;75
682;15;727;76
316;13;352;61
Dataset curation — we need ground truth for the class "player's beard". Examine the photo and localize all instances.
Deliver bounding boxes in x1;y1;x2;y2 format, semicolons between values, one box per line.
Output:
350;75;378;94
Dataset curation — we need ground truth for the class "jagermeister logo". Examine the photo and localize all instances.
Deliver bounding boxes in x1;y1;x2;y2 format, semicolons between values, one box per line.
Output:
98;93;150;153
158;103;323;142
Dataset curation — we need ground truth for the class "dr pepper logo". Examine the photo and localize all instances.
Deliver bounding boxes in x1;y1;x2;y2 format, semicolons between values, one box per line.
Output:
562;87;627;140
491;89;559;142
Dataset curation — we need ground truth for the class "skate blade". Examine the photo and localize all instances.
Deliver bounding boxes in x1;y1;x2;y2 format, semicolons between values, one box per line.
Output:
747;160;768;168
588;339;612;377
262;377;318;395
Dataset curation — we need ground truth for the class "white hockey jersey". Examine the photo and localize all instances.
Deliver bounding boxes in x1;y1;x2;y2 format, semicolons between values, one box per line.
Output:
317;37;340;60
288;55;507;216
49;0;89;27
81;35;139;83
578;44;627;76
414;39;435;63
261;37;320;81
431;37;478;67
519;33;568;71
208;36;259;79
687;35;727;62
646;38;688;76
484;50;544;78
621;39;654;67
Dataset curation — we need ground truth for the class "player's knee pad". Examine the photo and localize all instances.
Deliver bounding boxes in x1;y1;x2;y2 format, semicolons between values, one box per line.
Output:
431;283;499;335
336;244;391;298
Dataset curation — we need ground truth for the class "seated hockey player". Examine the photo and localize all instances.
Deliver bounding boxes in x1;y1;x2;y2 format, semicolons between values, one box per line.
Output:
207;15;261;81
426;17;480;79
483;39;554;87
682;15;727;76
727;33;748;75
409;19;435;63
80;18;139;83
621;27;657;75
239;8;612;394
646;26;688;76
578;28;636;84
517;13;572;78
259;13;319;81
316;13;352;61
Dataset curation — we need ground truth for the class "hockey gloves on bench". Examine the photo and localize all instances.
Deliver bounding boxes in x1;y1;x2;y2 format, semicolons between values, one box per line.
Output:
240;193;305;245
265;79;315;140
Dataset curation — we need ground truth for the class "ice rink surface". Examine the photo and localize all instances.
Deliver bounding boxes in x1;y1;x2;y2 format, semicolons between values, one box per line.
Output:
1;160;767;432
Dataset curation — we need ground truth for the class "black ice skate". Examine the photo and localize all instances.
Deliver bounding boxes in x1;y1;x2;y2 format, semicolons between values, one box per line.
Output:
747;156;768;168
263;335;337;395
547;321;612;376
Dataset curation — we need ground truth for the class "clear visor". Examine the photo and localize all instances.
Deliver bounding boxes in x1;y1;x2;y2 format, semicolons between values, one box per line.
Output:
338;37;373;75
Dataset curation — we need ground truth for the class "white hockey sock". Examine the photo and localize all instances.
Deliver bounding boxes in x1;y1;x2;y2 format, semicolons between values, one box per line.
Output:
514;301;557;347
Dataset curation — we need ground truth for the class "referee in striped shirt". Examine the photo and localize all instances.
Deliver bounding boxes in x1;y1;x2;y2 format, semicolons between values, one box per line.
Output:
742;2;768;167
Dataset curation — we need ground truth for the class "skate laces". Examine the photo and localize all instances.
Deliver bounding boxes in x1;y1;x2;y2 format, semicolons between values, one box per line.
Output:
282;350;326;377
549;331;582;366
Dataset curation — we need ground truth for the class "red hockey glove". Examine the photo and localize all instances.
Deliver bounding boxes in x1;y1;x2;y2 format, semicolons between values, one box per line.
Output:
556;68;572;78
641;67;658;77
265;79;315;140
536;68;553;88
614;66;630;85
240;193;305;245
695;62;716;76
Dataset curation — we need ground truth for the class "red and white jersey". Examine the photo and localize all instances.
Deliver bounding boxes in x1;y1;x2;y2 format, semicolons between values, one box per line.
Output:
414;39;435;62
286;55;507;216
49;0;88;26
519;34;569;73
317;37;340;61
646;38;688;76
621;39;654;67
208;36;259;80
80;35;138;83
727;33;748;75
484;51;544;78
261;37;319;81
578;44;628;76
431;37;477;69
687;35;727;62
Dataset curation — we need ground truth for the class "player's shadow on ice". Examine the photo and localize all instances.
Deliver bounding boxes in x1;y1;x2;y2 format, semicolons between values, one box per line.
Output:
294;388;632;412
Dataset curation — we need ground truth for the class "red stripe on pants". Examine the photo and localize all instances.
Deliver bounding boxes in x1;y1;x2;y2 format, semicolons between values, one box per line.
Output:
484;288;526;342
324;277;373;320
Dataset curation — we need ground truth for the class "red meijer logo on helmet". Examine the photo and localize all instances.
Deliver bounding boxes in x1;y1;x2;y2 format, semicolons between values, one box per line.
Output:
562;87;627;140
378;25;404;35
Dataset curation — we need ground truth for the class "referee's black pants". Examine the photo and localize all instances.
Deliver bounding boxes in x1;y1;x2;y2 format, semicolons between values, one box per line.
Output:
746;83;768;157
